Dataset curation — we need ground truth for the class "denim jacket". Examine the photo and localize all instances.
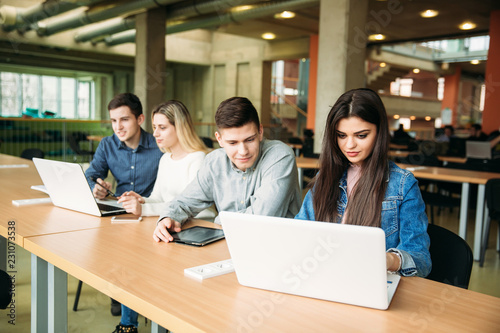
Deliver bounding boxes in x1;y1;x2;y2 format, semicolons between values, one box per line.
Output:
295;161;431;277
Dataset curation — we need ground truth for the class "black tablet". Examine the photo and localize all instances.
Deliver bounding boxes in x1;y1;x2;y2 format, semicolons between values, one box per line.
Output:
171;226;225;246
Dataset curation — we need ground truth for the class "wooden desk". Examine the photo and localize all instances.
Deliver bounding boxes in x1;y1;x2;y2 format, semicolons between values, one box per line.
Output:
287;143;303;157
0;155;113;246
23;219;500;332
437;156;467;164
296;157;320;188
399;164;500;260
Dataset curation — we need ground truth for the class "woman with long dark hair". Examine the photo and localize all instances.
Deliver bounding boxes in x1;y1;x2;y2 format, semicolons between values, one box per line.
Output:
296;88;431;277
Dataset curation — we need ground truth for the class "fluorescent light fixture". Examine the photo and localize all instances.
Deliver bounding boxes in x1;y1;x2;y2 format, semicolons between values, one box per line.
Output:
420;10;438;18
275;11;295;19
261;32;276;40
459;22;477;30
368;34;386;41
232;5;253;12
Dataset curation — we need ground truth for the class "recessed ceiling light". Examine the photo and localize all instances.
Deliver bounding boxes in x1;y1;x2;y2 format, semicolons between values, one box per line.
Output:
459;21;477;30
413;68;420;74
470;59;480;65
368;34;386;41
261;32;276;40
420;10;439;18
274;11;295;19
380;62;387;68
393;115;400;120
232;5;253;12
425;116;432;121
410;116;416;120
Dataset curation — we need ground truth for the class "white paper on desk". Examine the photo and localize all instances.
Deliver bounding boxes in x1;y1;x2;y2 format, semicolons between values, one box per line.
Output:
406;166;428;171
31;185;49;195
0;164;29;169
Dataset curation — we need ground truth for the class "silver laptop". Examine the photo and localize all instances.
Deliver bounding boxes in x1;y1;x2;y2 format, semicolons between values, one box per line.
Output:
466;141;492;159
32;158;126;217
219;211;400;310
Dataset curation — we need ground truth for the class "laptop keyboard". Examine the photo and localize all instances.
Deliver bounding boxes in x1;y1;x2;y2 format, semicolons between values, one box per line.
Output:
98;203;123;212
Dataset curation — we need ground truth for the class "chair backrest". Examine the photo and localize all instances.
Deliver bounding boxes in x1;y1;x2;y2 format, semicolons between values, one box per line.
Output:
20;148;45;160
68;132;87;155
486;178;500;220
200;137;214;149
426;224;473;289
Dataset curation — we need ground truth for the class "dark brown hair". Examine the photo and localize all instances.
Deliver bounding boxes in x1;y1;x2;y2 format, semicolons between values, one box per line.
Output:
215;97;260;130
311;88;390;227
108;93;143;119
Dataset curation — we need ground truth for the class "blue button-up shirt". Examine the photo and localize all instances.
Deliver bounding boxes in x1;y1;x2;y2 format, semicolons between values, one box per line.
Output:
85;129;163;196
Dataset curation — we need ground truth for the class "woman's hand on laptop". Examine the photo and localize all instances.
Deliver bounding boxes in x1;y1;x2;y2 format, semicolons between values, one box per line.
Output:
93;178;112;199
153;218;182;243
118;191;143;216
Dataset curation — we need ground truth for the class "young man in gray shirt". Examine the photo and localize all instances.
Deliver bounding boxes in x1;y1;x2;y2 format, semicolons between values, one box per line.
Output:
153;96;301;242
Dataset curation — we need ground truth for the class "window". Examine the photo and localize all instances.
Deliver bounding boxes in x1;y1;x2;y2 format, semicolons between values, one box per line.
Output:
0;71;97;119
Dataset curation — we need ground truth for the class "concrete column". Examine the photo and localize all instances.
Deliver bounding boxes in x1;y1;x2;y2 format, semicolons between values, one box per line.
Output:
134;8;166;132
314;0;368;152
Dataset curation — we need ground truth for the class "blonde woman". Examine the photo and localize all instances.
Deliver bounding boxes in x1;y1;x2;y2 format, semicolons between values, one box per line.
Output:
118;100;214;218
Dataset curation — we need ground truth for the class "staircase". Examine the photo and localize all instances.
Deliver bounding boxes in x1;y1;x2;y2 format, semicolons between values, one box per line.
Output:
367;64;411;92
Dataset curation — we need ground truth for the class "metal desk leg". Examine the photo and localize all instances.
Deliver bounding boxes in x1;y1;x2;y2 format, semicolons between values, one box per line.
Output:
298;167;303;191
48;263;67;333
458;183;470;240
473;184;486;261
151;321;168;333
31;254;48;333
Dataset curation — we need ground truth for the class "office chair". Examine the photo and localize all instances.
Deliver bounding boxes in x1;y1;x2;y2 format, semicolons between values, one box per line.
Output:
68;132;94;162
426;224;473;289
480;178;500;267
0;270;12;309
20;148;45;160
200;137;214;149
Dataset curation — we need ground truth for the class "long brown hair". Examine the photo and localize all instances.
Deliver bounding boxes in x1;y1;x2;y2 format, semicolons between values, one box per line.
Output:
311;88;390;227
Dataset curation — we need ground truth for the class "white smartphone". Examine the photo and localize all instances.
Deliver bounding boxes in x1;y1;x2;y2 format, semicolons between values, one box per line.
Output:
111;215;142;223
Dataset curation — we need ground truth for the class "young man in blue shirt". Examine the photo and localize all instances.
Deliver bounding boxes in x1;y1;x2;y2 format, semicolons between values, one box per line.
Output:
84;93;162;331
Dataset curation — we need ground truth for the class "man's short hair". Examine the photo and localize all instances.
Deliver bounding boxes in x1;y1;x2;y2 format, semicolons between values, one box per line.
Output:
108;93;143;119
215;97;260;130
472;124;482;131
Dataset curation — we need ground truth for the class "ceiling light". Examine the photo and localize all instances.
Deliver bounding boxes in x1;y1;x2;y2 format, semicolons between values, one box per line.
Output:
380;62;387;68
393;115;400;120
420;10;439;18
368;34;386;41
459;22;477;30
425;116;432;121
232;5;253;12
470;59;480;65
413;68;420;74
261;32;276;40
274;11;295;19
410;116;416;120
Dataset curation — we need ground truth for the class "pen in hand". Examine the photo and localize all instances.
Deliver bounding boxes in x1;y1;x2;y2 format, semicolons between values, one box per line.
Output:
91;177;117;197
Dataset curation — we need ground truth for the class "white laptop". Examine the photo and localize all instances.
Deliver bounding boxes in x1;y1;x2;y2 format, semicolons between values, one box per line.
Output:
32;158;126;217
219;211;400;310
466;141;492;159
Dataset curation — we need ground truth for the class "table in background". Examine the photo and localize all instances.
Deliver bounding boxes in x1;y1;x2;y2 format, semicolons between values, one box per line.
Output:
399;164;500;260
